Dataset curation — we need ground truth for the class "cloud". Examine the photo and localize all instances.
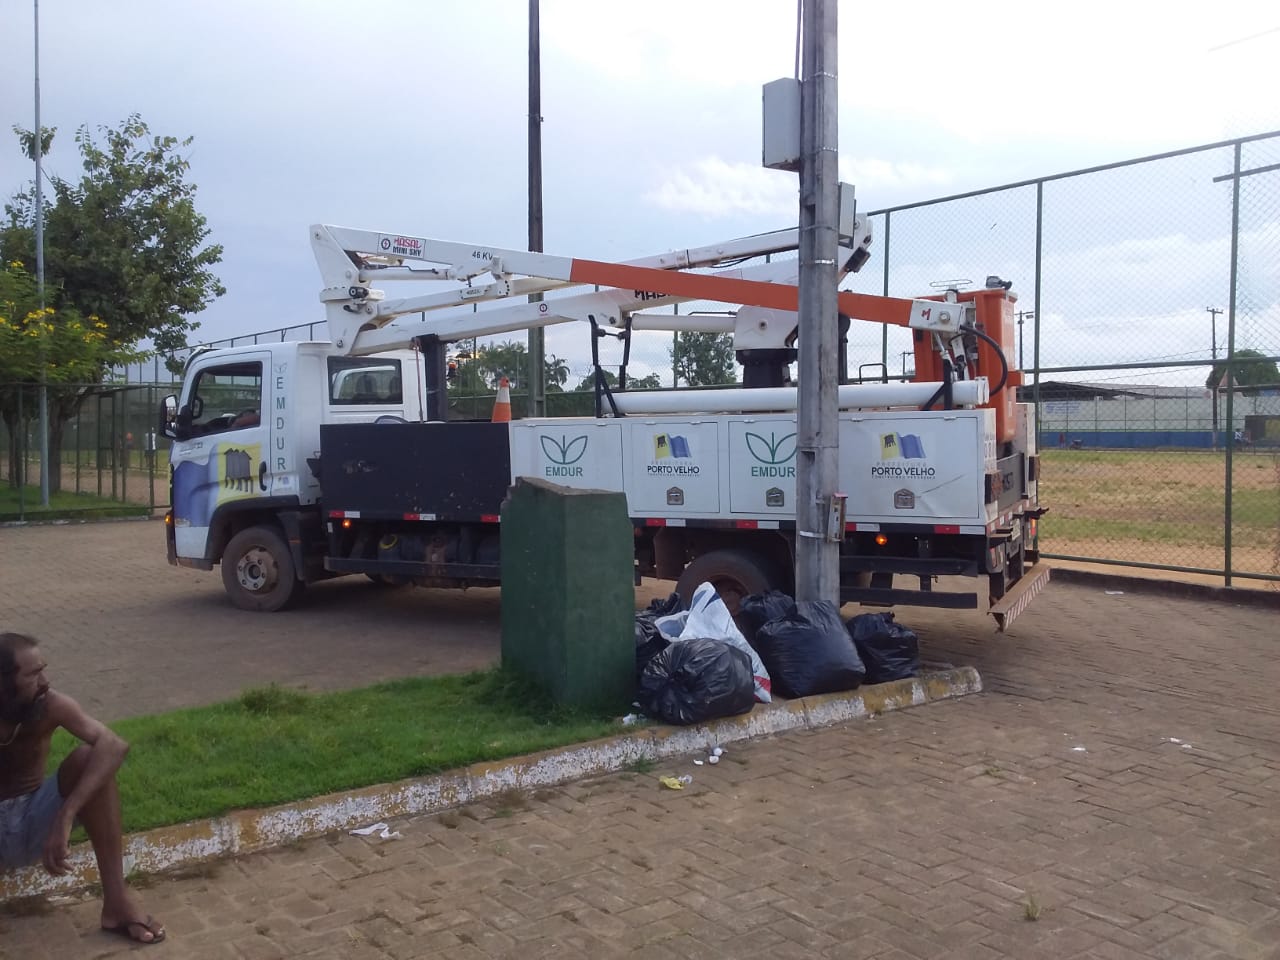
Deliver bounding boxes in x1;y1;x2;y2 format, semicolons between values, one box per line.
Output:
645;155;956;219
838;157;954;194
644;158;796;218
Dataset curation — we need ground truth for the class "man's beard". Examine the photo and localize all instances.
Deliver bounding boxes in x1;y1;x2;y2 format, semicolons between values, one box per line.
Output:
0;689;48;726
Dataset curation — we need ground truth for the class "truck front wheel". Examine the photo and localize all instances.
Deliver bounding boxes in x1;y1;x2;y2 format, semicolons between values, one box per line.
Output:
676;548;782;619
221;525;303;612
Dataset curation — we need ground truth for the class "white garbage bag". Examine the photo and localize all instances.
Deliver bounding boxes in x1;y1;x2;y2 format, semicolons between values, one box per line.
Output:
654;581;772;702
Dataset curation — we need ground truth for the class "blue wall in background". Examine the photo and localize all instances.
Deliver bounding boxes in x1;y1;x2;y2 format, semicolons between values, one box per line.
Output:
1040;431;1218;449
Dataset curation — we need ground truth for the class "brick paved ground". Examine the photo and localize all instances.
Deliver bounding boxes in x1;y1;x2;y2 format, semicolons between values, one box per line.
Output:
1;522;1278;958
0;520;501;721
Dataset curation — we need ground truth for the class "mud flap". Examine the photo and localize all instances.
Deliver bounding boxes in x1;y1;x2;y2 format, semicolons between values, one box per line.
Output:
989;562;1051;632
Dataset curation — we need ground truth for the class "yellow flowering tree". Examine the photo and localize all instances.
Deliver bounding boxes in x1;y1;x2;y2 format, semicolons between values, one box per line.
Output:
1;261;139;487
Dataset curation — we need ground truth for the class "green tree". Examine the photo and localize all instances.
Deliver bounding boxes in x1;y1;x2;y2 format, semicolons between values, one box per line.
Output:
1205;349;1280;396
1;115;224;490
671;331;737;386
544;354;570;393
572;368;662;391
460;340;570;392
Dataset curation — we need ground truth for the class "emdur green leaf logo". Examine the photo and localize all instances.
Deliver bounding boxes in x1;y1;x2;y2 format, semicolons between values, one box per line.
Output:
541;434;588;466
745;431;796;465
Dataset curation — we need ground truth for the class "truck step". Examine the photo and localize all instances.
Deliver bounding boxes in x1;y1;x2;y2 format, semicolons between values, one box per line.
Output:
989;562;1051;632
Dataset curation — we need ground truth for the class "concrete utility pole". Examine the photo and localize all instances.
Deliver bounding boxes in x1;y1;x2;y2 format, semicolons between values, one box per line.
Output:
526;0;546;416
794;0;840;603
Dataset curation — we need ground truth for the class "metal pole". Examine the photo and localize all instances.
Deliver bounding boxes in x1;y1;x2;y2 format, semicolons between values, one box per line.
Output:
1223;143;1240;587
1032;182;1044;432
1207;306;1222;449
526;0;546;417
1016;310;1034;371
34;0;50;507
17;387;25;519
880;211;890;367
794;0;840;603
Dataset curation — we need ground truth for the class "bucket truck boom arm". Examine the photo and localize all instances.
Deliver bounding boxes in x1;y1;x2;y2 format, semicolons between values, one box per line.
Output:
311;220;951;357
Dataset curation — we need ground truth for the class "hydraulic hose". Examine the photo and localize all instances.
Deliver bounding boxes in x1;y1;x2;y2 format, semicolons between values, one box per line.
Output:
966;325;1009;397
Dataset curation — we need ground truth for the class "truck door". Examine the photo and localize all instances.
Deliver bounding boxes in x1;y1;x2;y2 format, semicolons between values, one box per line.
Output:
170;353;273;560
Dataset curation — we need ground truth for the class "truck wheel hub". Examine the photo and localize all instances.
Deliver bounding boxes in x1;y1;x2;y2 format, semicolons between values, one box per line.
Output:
236;547;277;592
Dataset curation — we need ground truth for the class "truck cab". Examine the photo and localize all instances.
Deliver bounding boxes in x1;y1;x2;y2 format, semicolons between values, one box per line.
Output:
162;341;425;609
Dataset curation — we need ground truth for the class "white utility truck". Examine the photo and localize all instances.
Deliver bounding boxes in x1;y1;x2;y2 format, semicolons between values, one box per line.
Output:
162;219;1048;628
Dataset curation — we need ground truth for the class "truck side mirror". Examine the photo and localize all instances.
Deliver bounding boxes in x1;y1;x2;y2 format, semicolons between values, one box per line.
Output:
160;394;189;441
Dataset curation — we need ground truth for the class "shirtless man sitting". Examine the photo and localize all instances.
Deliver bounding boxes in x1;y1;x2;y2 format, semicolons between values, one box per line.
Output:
0;632;165;945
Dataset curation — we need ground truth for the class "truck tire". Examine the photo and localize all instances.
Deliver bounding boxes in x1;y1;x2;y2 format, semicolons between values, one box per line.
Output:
676;549;782;619
221;525;302;612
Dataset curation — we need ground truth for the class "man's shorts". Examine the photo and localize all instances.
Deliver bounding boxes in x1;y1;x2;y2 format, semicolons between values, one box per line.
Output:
0;776;64;869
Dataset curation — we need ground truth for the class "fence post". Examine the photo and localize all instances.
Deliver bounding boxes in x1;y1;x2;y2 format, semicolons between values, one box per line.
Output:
75;395;81;494
17;386;25;520
1223;140;1241;587
95;393;103;498
881;211;891;368
1032;181;1044;431
148;384;156;510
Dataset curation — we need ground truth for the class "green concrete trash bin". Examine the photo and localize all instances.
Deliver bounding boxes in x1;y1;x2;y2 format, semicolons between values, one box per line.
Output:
500;477;634;713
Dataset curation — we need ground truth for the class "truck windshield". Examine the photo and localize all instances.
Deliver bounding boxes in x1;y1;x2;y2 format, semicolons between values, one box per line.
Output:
188;362;263;434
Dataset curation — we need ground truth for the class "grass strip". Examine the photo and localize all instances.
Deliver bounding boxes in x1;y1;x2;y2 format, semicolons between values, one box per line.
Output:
0;487;149;521
47;668;618;835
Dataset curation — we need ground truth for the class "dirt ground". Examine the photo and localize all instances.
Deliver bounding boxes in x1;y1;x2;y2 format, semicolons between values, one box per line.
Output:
1040;448;1280;580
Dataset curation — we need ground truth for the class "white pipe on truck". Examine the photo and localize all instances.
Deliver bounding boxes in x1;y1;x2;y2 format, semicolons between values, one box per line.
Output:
609;379;988;415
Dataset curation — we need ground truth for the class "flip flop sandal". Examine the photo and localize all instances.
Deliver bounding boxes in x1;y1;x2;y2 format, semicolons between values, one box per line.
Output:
102;915;166;945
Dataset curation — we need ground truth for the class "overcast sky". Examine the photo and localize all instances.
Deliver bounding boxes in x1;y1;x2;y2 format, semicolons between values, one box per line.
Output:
2;0;1277;387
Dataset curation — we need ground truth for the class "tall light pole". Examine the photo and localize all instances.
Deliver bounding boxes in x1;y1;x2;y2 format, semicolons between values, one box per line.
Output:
34;0;50;506
526;0;545;416
1207;306;1223;448
1016;309;1035;371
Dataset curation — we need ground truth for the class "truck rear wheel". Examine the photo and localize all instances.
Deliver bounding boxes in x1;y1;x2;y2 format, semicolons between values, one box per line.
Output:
676;549;782;619
221;525;302;612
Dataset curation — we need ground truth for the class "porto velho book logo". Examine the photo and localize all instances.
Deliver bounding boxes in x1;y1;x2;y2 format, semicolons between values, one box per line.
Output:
746;431;796;478
540;434;588;477
880;432;926;460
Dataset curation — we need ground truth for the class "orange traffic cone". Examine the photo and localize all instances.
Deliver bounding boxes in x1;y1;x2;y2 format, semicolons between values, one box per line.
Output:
491;377;512;422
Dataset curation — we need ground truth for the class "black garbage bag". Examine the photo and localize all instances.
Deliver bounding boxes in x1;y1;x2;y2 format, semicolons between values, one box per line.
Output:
637;637;756;726
846;612;921;684
738;590;796;647
635;592;681;680
752;600;865;699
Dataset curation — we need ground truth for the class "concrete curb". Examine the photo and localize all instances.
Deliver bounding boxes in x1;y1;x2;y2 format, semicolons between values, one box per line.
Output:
0;512;160;529
0;666;981;903
1049;566;1280;609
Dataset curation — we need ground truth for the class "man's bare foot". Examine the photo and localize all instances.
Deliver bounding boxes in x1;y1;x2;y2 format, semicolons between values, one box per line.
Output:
101;894;166;944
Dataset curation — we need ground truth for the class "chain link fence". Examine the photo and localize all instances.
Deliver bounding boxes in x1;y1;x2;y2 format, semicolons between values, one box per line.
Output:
15;132;1280;586
1;382;172;519
864;130;1280;586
